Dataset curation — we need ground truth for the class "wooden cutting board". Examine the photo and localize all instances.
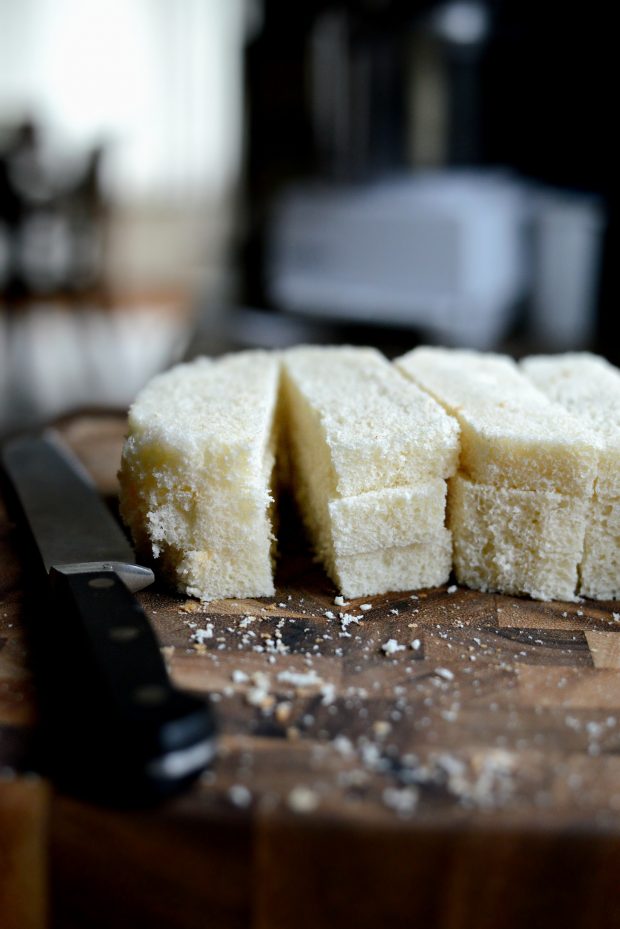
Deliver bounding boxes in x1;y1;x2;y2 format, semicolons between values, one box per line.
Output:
2;413;620;929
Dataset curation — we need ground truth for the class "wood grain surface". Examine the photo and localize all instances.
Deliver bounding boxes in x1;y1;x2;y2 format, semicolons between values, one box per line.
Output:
2;413;620;929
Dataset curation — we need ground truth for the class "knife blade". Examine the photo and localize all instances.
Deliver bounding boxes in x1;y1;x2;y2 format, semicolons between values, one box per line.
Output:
1;430;216;804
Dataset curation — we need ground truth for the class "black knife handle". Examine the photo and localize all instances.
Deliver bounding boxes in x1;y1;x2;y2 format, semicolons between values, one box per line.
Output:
42;568;216;804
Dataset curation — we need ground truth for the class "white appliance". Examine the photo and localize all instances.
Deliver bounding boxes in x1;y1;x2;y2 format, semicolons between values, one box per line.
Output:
267;171;529;349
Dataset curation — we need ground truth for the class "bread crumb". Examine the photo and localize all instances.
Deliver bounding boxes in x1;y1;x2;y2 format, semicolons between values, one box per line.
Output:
277;669;322;688
179;600;202;613
249;692;275;712
360;603;373;612
373;720;392;738
381;638;405;656
434;667;454;681
332;735;354;756
320;682;336;706
447;585;457;594
288;786;319;813
275;701;293;723
382;786;418;815
232;670;249;684
228;785;252;808
411;639;422;651
246;671;274;712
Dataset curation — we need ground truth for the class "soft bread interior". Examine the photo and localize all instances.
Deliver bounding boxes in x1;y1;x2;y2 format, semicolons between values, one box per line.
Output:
396;346;601;602
522;352;620;599
119;351;280;600
280;346;458;598
120;346;620;603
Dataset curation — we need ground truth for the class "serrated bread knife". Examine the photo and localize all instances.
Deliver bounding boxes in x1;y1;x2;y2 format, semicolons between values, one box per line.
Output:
1;430;216;804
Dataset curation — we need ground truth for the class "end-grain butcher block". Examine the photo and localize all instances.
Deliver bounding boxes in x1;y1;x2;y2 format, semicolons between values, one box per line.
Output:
3;411;620;929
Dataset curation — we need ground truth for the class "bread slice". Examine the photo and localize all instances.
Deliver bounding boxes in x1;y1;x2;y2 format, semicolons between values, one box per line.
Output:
282;346;459;596
522;352;620;600
579;496;620;600
283;346;459;496
331;531;453;600
288;430;448;560
396;346;601;601
521;353;620;497
328;481;447;556
119;351;280;600
449;476;588;601
396;347;598;496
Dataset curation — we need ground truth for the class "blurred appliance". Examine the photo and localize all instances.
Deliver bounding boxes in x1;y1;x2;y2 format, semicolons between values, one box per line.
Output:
239;0;610;353
530;190;605;351
267;176;606;351
268;172;528;348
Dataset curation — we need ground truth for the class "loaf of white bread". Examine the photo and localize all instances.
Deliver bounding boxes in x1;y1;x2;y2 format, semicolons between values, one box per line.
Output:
395;347;599;601
281;346;459;597
119;351;280;600
119;345;619;603
521;353;620;599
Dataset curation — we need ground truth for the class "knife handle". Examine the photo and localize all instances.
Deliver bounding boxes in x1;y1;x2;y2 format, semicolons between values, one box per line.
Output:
41;568;216;804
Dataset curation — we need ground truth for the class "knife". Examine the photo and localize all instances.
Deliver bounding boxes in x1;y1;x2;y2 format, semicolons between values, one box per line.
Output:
1;429;216;805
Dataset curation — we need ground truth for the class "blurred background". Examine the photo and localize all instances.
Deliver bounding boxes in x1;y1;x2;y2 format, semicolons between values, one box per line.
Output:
0;0;614;433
